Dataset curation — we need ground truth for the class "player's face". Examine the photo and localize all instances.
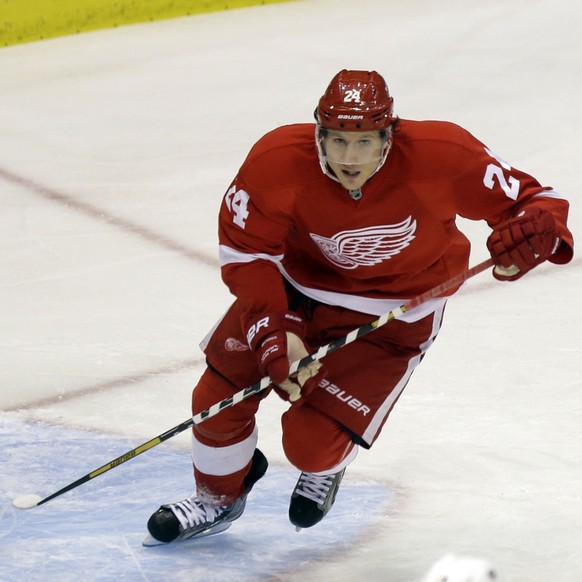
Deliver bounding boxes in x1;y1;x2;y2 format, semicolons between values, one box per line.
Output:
322;130;386;190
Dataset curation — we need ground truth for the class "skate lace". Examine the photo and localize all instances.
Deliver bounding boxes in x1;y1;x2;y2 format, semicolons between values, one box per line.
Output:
171;497;225;531
295;473;334;505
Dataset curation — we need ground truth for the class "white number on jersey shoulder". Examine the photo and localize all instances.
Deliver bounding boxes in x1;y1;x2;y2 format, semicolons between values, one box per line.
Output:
482;147;520;200
224;185;250;228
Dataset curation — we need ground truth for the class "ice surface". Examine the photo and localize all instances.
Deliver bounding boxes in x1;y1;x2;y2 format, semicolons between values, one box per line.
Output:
1;0;581;580
1;414;394;582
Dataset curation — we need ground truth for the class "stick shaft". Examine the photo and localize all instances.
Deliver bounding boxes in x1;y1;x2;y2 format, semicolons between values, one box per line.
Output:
34;258;492;507
37;418;193;506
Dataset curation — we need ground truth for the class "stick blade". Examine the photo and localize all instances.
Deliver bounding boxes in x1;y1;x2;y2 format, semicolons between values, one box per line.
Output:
12;494;43;509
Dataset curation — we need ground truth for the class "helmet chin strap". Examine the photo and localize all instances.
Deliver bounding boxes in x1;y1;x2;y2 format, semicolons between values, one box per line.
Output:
315;126;394;197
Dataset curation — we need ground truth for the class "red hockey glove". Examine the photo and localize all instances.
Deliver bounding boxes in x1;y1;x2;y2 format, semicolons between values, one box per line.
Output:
246;312;323;402
486;207;561;281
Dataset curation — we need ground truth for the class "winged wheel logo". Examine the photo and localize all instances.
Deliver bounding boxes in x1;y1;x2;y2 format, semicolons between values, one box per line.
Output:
310;217;416;269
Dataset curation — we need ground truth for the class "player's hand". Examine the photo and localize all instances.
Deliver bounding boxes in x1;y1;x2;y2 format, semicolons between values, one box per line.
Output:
246;312;323;402
276;332;324;402
486;207;560;281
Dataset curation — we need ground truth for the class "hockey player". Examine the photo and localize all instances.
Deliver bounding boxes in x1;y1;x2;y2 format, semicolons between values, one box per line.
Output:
144;70;573;545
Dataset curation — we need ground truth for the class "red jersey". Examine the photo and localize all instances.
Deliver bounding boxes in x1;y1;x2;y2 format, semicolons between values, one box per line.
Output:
218;121;573;323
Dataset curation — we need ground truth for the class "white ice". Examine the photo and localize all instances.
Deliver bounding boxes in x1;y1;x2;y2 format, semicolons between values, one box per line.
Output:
1;0;581;580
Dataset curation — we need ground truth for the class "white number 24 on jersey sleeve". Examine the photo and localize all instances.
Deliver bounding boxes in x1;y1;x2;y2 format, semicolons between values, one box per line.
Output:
224;185;250;228
482;147;521;200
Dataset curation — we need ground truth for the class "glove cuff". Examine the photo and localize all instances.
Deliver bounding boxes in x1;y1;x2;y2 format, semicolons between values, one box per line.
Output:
245;311;306;350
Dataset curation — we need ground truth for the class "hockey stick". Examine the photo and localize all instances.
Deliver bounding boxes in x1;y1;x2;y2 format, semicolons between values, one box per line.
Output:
13;257;493;509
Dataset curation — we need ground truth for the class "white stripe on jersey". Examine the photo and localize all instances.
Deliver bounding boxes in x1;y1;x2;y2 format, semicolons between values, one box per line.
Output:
533;188;566;200
219;244;451;323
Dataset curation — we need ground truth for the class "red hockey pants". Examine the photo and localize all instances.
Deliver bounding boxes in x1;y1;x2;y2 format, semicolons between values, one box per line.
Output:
189;297;445;504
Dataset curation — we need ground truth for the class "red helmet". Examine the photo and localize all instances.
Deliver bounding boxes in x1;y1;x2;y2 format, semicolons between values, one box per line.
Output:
316;70;394;131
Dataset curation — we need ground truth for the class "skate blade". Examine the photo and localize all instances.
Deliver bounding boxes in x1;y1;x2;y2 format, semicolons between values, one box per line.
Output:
142;521;233;547
142;533;165;547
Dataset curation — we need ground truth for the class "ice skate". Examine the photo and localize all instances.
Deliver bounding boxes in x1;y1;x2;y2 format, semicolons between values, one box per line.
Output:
288;468;345;530
143;448;268;546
